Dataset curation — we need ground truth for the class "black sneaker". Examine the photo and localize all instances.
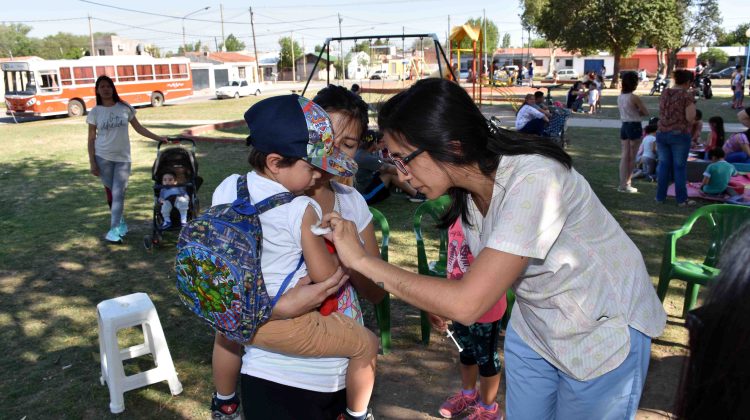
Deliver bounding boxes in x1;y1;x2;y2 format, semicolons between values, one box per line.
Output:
408;192;427;203
336;408;375;420
211;393;241;420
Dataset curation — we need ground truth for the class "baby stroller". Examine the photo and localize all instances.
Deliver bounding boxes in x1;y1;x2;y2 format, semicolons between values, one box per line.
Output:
144;137;202;250
543;106;572;148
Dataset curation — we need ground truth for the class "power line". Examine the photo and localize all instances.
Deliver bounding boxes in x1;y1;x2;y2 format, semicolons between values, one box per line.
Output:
255;0;443;8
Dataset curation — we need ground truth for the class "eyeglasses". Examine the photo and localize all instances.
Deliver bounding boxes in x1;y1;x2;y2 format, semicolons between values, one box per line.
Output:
392;148;424;175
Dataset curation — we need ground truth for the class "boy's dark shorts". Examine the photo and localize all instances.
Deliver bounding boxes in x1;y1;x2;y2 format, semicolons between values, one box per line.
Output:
453;320;502;377
358;172;390;205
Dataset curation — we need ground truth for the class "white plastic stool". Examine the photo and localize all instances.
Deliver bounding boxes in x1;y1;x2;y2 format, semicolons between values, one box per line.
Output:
97;292;183;413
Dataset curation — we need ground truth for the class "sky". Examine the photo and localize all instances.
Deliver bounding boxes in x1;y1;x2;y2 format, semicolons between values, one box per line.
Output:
4;0;750;55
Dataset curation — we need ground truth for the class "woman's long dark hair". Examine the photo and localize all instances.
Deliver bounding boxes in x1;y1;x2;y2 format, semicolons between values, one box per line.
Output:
708;116;725;150
674;221;750;419
313;84;369;142
378;78;571;228
94;75;122;105
621;71;638;94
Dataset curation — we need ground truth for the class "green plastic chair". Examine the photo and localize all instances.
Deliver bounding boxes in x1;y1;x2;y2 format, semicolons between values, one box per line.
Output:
414;196;452;345
656;204;750;318
369;207;392;354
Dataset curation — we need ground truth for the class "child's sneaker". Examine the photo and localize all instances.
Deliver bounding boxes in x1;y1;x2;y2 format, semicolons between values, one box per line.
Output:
117;218;128;237
210;393;241;420
180;219;188;227
408;192;427;203
464;402;504;420
336;408;374;420
104;228;122;243
160;220;172;230
438;391;478;418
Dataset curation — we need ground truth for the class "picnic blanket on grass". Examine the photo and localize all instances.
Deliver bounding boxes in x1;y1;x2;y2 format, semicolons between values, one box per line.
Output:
666;174;750;202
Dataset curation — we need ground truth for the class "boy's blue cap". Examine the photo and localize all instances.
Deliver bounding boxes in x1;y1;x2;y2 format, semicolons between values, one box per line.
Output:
244;94;357;177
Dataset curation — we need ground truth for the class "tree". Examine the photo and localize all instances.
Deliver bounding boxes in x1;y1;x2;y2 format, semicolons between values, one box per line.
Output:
528;38;549;48
698;47;729;67
278;36;303;69
458;17;499;52
664;0;722;76
145;45;161;58
352;41;370;55
501;33;511;48
223;34;245;52
529;0;651;87
0;23;37;58
641;0;683;76
715;23;750;46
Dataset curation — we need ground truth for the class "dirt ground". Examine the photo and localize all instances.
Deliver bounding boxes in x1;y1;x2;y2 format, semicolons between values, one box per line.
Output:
368;298;685;419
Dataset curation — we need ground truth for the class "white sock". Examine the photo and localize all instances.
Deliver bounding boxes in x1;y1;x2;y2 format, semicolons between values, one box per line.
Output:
216;391;235;400
346;408;368;419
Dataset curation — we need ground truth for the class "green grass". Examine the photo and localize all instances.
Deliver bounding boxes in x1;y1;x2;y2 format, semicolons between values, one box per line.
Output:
0;97;717;418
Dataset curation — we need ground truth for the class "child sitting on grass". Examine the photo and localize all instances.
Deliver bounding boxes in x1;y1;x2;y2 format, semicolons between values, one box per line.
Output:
209;95;378;420
701;148;738;197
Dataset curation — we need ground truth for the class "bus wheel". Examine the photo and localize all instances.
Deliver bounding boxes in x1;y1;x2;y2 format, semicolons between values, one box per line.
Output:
67;99;85;117
151;92;164;107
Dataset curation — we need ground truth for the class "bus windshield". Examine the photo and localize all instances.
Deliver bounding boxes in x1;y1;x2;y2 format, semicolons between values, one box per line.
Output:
4;70;37;95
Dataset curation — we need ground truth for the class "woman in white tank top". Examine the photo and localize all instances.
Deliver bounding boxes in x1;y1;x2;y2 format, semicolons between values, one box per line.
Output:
617;72;649;193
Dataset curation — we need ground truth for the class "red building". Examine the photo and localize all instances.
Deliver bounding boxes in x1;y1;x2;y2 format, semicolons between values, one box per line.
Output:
620;48;697;75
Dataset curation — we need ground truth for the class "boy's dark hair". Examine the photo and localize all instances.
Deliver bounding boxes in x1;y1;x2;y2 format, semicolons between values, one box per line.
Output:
674;69;694;85
621;71;639;94
534;91;544;99
708;148;725;160
247;147;300;172
644;124;658;134
695;109;703;120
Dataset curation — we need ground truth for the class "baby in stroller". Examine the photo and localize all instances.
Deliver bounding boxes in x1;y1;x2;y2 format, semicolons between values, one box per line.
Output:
158;171;189;229
145;138;202;249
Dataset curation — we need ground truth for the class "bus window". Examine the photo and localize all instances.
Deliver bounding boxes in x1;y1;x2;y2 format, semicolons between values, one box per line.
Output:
154;64;170;80
96;66;115;78
136;64;154;81
4;70;36;95
73;67;95;84
59;67;73;86
39;71;61;93
117;65;135;82
171;64;188;79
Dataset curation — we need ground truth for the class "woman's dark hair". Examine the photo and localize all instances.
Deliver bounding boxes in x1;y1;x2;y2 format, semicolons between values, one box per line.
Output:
313;84;369;142
673;69;694;85
674;222;750;419
621;71;639;94
377;78;571;228
247;147;299;172
708;116;725;149
94;75;122;105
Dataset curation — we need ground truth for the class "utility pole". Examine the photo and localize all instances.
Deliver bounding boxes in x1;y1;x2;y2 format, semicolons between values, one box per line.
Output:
249;7;261;82
219;4;226;51
338;13;343;80
291;30;296;83
302;36;307;81
88;14;95;56
402;26;406;80
214;37;219;52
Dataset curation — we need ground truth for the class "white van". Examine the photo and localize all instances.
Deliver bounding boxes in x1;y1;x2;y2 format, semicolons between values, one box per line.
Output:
556;69;580;81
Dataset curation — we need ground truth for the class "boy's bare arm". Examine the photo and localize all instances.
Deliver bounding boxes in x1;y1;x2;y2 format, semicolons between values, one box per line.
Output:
300;206;340;283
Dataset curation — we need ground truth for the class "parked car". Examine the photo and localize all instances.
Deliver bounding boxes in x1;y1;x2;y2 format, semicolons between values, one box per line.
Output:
370;70;389;80
556;69;580;81
709;66;735;79
215;80;262;99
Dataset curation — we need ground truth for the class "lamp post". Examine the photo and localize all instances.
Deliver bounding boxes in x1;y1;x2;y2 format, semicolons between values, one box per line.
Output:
182;6;210;54
744;28;750;91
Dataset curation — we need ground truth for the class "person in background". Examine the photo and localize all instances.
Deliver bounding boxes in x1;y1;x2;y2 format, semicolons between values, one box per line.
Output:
700;148;738;197
86;75;166;243
566;81;585;112
655;69;697;207
674;222;750;420
516;93;549;135
617;71;649;193
585;81;599;115
533;91;548;111
690;109;703;148
600;65;607;78
704;116;725;160
528;61;534;82
732;65;744;110
158;171;189;229
350;84;361;96
632;124;658;182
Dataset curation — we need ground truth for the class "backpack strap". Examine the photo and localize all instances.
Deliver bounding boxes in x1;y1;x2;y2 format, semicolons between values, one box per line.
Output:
270;254;305;308
232;175;295;216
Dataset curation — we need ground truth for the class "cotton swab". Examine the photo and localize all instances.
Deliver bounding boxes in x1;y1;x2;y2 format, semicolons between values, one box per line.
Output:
446;329;463;352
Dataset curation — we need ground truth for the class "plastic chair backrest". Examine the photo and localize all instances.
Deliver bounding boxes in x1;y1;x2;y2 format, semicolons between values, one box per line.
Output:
368;207;389;262
414;196;451;277
699;204;750;267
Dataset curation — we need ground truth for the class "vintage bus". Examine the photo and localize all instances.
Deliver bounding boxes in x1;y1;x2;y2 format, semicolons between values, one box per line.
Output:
2;55;193;117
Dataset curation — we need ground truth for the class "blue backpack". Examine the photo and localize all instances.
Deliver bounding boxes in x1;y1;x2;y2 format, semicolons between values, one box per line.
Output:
175;175;303;343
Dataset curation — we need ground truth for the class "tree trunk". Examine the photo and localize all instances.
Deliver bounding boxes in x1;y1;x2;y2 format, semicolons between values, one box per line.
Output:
548;46;557;76
655;48;665;77
610;48;621;89
666;48;679;79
